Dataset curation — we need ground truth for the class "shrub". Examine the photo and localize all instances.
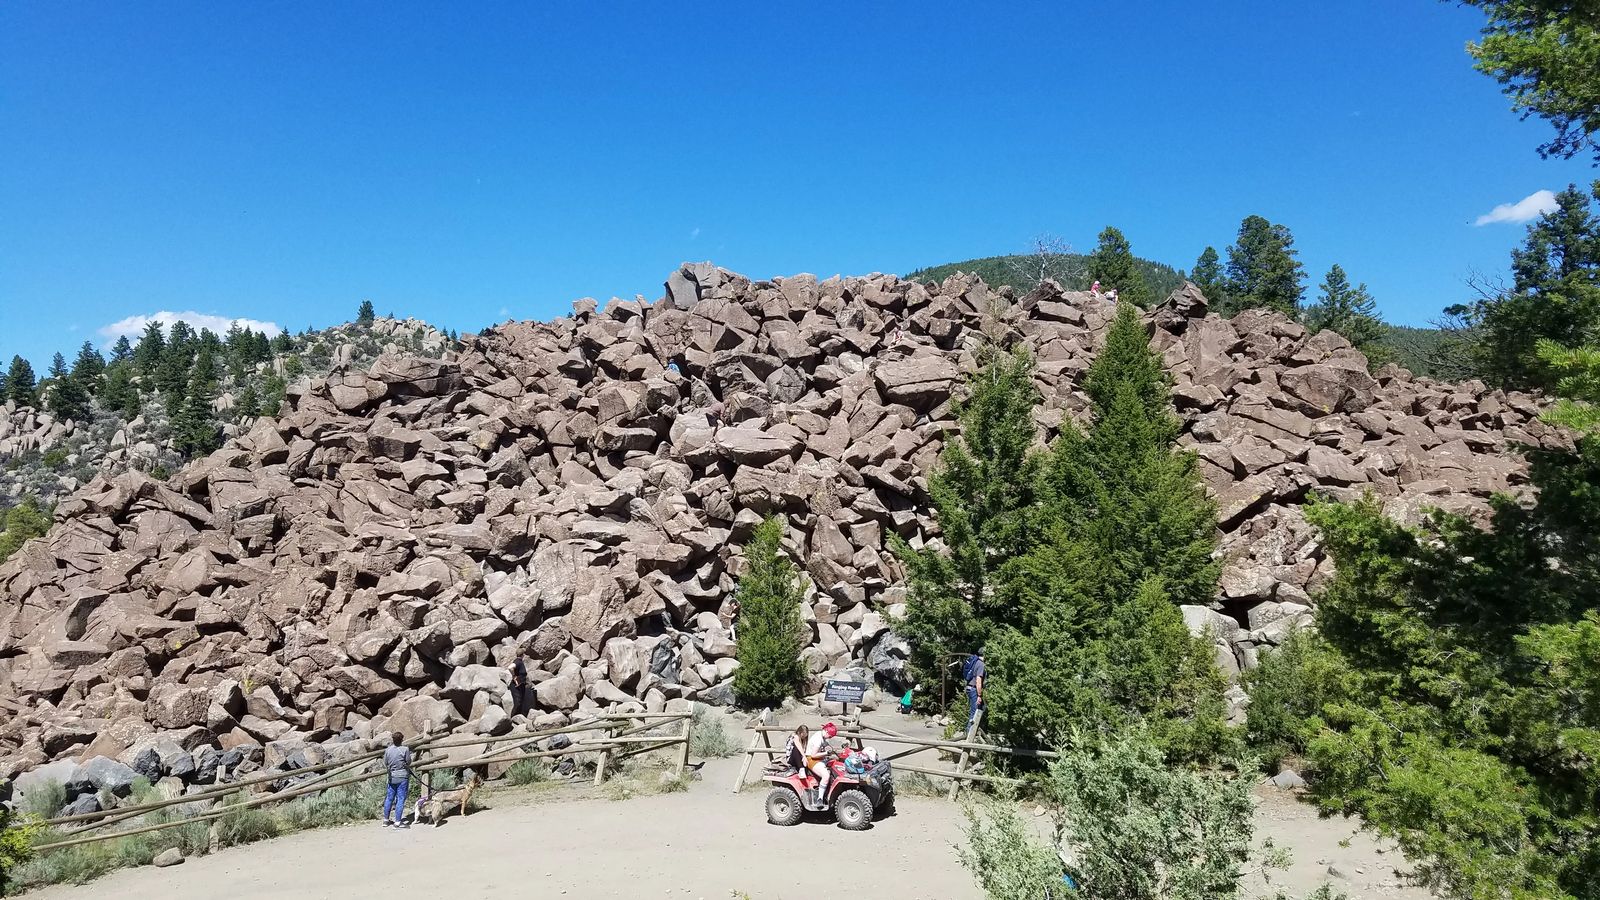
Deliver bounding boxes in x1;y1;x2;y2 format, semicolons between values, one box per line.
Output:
19;780;66;820
505;758;550;786
1;800;42;894
213;795;279;848
689;707;737;759
1243;630;1355;769
277;780;385;833
732;517;806;708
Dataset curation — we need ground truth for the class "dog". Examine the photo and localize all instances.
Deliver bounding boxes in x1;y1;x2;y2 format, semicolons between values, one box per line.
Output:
412;770;481;827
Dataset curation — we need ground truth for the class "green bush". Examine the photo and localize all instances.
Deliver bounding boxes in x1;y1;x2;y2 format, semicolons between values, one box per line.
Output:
1;799;42;894
732;517;806;709
1243;630;1355;769
276;780;385;833
688;707;737;759
505;758;550;786
18;779;66;820
213;795;279;848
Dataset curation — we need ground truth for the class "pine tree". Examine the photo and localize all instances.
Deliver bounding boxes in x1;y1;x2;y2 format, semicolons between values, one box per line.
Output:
732;516;807;708
1303;264;1387;354
896;347;1045;687
260;374;287;417
357;299;376;325
172;346;221;457
1087;226;1154;307
47;352;68;380
71;340;106;393
235;382;260;419
1465;181;1600;389
46;373;90;422
132;321;166;377
982;305;1227;756
109;335;133;364
6;357;38;407
157;320;197;406
1191;246;1226;305
100;362;139;420
1224;215;1305;316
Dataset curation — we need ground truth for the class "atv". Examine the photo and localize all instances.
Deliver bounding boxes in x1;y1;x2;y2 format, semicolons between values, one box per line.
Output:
762;750;895;830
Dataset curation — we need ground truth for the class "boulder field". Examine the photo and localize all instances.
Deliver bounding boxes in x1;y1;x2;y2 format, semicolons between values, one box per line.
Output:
0;265;1558;794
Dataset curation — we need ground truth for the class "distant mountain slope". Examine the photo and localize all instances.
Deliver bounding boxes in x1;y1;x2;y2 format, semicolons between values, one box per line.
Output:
905;253;1187;300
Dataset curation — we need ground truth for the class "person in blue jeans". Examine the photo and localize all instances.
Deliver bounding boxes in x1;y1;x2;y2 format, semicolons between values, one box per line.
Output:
382;731;413;828
964;652;986;735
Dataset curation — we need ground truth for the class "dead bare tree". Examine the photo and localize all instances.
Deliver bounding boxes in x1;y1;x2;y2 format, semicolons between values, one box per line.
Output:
1004;234;1083;291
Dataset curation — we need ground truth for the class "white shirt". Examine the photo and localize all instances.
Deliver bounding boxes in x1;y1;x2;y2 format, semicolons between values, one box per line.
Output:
805;732;829;759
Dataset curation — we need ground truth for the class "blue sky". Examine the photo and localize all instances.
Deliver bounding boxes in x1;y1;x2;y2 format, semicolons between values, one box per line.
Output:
1;1;1592;370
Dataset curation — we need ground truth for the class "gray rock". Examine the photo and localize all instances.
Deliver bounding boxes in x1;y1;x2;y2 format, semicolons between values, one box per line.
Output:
153;847;184;867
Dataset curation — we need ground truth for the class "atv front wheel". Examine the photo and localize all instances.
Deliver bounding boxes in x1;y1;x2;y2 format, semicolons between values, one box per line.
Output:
833;788;873;831
878;790;896;818
766;786;803;826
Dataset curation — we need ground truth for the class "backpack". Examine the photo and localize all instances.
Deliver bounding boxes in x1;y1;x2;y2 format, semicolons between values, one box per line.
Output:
961;653;981;684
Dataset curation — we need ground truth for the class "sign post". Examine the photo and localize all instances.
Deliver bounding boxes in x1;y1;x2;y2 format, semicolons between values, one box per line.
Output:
823;679;868;723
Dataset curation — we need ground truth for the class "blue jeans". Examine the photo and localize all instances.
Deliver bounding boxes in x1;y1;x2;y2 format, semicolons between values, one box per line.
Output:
965;686;981;734
384;778;409;823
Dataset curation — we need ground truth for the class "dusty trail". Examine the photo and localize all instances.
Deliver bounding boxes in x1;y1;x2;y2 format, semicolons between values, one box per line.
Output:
24;711;1439;900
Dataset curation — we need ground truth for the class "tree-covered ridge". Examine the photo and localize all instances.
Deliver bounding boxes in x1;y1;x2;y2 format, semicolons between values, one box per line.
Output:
0;309;460;517
905;252;1188;301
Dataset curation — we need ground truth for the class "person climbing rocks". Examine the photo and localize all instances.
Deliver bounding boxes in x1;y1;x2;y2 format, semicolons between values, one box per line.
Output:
508;649;529;717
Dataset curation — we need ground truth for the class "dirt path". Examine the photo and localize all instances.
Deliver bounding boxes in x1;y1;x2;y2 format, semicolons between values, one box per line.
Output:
25;709;1439;900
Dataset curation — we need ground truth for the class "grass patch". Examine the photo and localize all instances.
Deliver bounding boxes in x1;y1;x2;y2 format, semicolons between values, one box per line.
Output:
895;769;944;798
20;780;67;819
277;780;385;833
689;707;738;759
213;794;279;848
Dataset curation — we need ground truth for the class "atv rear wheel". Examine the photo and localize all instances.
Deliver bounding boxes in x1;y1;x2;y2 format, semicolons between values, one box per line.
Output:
833;788;873;831
765;786;803;826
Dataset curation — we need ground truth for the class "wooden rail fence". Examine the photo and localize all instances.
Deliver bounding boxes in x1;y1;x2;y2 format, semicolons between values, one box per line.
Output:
26;710;692;853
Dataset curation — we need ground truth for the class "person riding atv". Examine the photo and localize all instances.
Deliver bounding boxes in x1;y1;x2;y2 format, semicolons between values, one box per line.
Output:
763;724;895;830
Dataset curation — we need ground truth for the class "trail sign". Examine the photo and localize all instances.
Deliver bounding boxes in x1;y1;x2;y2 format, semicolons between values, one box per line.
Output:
824;680;868;705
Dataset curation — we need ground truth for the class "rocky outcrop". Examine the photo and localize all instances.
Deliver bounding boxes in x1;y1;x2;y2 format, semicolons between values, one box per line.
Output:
0;268;1557;780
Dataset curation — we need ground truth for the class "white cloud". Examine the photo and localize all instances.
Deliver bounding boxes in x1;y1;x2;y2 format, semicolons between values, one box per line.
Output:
97;310;283;343
689;227;701;240
1474;189;1559;226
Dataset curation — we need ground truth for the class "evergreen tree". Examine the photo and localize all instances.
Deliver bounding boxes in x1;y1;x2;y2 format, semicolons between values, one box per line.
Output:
259;373;287;417
99;362;139;420
272;331;294;354
47;352;68;380
71;340;106;392
1303;264;1387;353
1462;181;1600;390
1463;0;1600;163
896;347;1044;686
172;346;221;457
357;299;376;325
132;321;165;377
1223;215;1305;316
6;356;38;407
109;335;133;364
235;382;260;419
46;373;90;422
1191;246;1226;306
1087;226;1154;307
0;497;52;564
732;516;807;708
157;320;197;405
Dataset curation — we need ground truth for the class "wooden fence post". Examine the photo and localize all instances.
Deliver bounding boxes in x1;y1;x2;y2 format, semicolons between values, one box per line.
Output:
948;708;982;801
593;719;616;786
677;711;692;778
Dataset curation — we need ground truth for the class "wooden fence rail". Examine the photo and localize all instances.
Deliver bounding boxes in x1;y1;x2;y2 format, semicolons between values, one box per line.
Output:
730;712;1045;796
29;710;692;853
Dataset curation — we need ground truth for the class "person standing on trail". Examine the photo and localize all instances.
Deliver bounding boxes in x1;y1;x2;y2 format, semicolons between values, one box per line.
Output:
382;732;414;828
963;652;986;735
509;650;529;716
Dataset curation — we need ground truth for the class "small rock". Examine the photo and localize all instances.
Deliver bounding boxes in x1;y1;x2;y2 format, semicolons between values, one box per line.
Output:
153;847;184;867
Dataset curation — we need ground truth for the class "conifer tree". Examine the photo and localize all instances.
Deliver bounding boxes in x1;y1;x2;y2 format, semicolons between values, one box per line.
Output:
71;340;106;393
1460;181;1600;390
1191;246;1226;306
5;357;37;407
235;382;260;419
260;374;287;417
132;321;165;377
46;373;90;422
99;363;139;420
897;347;1044;686
732;516;807;708
172;346;221;457
1087;226;1154;307
357;299;376;325
1223;215;1305;316
1303;264;1386;354
110;335;134;364
47;352;67;380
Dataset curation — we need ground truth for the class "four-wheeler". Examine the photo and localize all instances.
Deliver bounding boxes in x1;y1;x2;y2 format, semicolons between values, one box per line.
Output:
762;748;895;830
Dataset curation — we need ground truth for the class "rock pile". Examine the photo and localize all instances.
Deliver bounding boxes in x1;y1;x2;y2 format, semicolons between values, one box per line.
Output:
0;266;1557;791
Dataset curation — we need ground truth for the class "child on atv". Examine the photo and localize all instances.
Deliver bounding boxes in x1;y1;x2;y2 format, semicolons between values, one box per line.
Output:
803;722;838;804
